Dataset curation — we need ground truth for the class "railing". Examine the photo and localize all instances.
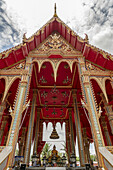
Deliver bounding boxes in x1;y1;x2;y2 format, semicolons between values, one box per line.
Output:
0;146;12;170
106;146;113;155
99;147;113;170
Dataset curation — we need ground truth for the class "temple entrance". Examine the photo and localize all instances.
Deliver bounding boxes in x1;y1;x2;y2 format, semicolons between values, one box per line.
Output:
0;5;113;170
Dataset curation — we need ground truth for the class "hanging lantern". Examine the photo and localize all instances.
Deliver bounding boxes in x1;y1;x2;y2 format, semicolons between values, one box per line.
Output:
50;124;59;139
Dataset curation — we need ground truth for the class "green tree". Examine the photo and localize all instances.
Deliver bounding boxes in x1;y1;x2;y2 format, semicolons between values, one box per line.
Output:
90;155;96;161
76;157;79;161
60;142;68;159
15;149;19;156
41;143;52;159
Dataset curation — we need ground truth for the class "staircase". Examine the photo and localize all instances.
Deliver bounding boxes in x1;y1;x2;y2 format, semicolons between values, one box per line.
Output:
106;146;113;154
99;147;113;169
0;146;12;170
26;167;86;170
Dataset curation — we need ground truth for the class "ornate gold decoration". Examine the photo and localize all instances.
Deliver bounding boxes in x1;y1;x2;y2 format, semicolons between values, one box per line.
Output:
51;84;59;94
54;3;58;17
23;33;27;44
50;124;59;139
85;62;102;71
62;91;69;98
41;91;48;98
34;33;79;55
63;76;71;84
12;62;25;69
84;33;89;42
100;50;109;59
52;107;57;115
60;108;65;117
39;76;47;83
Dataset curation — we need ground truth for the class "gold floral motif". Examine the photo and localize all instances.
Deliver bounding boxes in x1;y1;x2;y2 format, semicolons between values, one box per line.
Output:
14;62;25;69
85;62;102;71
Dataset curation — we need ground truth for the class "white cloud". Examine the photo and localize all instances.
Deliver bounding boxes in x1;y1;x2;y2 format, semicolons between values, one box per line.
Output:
0;0;113;54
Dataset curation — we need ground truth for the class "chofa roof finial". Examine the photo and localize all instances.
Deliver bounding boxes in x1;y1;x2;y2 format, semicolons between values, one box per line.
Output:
54;3;58;17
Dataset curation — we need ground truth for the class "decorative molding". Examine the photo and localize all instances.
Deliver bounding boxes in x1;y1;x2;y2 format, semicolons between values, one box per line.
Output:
33;58;76;82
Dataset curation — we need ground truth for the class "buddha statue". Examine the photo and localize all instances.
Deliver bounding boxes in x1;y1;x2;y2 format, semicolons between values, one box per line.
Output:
52;145;58;156
48;145;61;165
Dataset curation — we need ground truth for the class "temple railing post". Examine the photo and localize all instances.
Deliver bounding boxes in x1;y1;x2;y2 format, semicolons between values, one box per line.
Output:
6;57;33;169
78;57;105;169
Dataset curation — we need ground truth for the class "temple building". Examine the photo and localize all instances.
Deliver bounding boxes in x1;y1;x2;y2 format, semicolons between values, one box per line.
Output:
0;4;113;170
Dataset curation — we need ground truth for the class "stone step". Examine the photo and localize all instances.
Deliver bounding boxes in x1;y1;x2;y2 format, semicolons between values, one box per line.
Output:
46;168;66;170
26;167;86;170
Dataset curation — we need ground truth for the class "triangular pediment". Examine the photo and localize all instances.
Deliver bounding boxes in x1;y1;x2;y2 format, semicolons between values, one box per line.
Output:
29;32;82;57
0;13;112;70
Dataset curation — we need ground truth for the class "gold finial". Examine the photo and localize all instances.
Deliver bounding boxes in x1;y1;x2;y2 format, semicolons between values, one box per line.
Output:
54;3;58;17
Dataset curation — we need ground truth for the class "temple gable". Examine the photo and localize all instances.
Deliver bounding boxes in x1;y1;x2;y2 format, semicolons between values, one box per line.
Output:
29;32;82;58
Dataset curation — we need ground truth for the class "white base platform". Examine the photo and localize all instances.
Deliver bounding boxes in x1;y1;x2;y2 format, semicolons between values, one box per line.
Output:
46;168;66;170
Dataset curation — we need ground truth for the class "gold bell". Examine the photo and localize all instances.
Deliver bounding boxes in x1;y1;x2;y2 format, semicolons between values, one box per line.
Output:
50;124;59;139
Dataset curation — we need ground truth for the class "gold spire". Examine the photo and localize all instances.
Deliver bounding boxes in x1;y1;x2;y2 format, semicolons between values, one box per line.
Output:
54;3;58;17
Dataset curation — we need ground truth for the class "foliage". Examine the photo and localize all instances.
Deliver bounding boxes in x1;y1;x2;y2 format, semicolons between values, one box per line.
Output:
15;149;19;156
60;141;68;159
41;143;52;158
58;152;63;157
90;155;96;161
76;157;79;161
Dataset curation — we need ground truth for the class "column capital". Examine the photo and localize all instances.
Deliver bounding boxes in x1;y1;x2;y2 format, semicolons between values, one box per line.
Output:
82;74;90;85
68;108;72;113
106;105;113;112
71;89;77;97
33;89;38;93
100;93;105;101
37;108;41;113
100;116;107;129
78;56;85;64
108;114;113;121
22;126;26;130
32;89;38;98
26;57;32;65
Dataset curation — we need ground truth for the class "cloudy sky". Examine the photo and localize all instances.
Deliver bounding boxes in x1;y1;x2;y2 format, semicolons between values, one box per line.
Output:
0;0;113;54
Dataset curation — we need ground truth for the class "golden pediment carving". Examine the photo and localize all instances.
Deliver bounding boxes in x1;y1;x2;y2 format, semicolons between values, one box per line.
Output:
30;33;82;56
85;61;104;71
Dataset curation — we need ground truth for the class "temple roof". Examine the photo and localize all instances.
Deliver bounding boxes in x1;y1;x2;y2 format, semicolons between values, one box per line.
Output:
0;4;113;70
